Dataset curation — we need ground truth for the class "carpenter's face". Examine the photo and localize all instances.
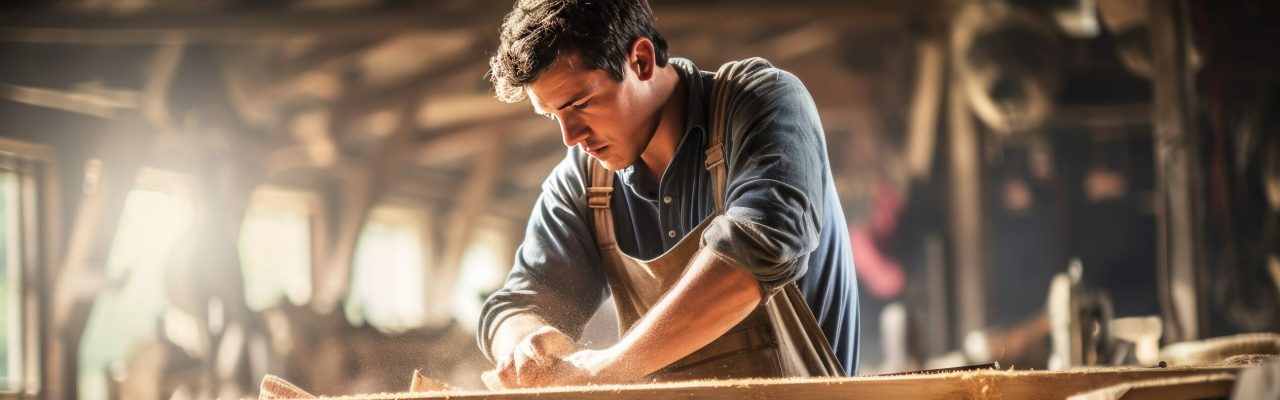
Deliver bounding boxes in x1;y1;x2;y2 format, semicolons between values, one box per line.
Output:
527;51;659;171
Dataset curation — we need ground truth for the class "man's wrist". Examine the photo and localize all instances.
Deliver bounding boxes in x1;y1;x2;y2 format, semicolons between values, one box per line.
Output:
490;312;550;361
565;346;637;385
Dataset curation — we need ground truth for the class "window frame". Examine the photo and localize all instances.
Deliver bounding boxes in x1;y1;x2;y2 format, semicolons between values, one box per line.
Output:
0;138;60;399
343;202;437;332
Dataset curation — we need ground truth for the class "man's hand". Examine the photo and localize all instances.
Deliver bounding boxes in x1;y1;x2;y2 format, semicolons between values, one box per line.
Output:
489;325;580;389
484;250;761;389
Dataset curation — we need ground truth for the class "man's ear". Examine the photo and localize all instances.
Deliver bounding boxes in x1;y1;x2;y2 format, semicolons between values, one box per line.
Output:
629;37;657;81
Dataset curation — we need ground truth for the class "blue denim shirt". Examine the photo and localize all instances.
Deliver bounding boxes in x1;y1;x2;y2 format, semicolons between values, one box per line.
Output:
478;57;859;374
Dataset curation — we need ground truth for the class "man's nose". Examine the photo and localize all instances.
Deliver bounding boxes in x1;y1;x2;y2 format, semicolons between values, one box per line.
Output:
558;116;588;148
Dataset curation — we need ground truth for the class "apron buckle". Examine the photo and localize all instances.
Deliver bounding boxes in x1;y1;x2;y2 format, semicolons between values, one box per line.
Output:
587;187;613;209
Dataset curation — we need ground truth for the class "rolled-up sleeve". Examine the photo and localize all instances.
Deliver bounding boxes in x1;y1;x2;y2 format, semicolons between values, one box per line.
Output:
477;152;608;362
700;67;828;297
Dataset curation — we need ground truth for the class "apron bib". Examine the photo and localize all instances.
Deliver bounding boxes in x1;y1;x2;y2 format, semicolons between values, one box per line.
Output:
585;59;844;382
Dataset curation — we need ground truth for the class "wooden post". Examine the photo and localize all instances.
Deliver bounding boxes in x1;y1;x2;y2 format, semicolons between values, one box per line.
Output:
425;138;505;325
947;27;988;343
906;38;944;183
310;104;414;315
1149;0;1206;343
311;136;397;315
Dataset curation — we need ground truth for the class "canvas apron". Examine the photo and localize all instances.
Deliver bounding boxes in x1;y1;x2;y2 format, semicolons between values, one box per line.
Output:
586;59;844;381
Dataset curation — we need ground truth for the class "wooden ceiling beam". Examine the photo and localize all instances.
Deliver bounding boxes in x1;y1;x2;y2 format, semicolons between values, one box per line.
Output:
0;1;934;45
653;3;918;30
330;49;492;145
0;1;510;44
0;81;139;119
387;169;462;203
407;117;553;169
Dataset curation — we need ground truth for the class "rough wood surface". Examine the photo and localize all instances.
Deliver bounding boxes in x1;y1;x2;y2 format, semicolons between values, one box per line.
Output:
278;366;1242;400
1065;373;1236;400
1160;333;1280;366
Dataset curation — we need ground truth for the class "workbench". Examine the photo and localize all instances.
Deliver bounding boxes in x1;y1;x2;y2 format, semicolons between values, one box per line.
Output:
273;364;1254;400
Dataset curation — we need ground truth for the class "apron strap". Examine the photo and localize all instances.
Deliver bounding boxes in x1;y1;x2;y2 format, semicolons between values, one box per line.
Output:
587;160;617;251
705;57;773;212
589;159;648;329
705;60;742;214
710;58;847;377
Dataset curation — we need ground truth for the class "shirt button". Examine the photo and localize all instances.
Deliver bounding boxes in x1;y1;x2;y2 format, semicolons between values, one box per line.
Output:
663;195;673;204
667;230;677;238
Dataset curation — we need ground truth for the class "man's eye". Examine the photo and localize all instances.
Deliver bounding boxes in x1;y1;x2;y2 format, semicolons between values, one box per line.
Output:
573;100;590;110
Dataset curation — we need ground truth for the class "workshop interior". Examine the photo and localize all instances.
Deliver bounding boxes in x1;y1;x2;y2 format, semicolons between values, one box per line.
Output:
0;0;1278;399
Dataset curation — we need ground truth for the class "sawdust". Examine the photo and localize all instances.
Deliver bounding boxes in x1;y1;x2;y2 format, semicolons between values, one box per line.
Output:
956;370;1000;400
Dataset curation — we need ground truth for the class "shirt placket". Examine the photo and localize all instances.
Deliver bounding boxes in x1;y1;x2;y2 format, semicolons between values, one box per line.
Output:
654;59;707;250
657;173;678;247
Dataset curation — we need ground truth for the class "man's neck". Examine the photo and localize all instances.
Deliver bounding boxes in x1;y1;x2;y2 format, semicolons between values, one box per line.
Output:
638;65;688;182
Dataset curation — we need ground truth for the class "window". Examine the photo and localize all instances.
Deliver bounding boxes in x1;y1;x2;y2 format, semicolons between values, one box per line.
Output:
238;186;319;312
343;206;431;333
0;141;55;397
78;169;195;400
451;218;513;330
0;168;23;392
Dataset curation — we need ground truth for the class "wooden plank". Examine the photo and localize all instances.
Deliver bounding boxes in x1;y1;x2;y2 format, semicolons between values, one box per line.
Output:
1066;373;1236;400
308;366;1242;400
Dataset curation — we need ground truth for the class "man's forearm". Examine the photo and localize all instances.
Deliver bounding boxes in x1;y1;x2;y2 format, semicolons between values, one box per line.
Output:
489;312;551;362
600;248;764;379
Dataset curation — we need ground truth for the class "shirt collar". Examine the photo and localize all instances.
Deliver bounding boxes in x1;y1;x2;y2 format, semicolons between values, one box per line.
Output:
617;57;709;194
670;57;709;136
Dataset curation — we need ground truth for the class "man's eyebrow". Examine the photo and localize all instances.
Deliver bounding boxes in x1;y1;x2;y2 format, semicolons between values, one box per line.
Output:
554;90;591;111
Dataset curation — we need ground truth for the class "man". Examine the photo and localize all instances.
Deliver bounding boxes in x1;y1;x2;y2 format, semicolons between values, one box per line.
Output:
478;0;858;388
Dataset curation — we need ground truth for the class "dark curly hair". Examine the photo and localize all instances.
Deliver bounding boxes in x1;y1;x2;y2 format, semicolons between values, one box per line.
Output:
488;0;670;103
